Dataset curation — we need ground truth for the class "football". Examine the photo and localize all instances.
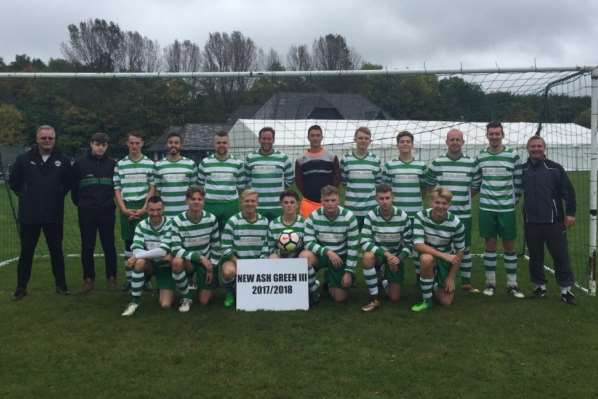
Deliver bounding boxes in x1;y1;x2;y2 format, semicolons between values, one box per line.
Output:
277;229;302;253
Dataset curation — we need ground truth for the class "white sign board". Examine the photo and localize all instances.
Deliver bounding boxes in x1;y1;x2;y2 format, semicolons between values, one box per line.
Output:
236;258;309;311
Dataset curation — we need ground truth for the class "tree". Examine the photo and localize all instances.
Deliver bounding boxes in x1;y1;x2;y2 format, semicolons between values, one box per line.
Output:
286;44;312;71
257;48;285;71
119;31;161;72
0;103;25;145
312;34;360;70
164;40;201;72
61;19;125;72
202;31;257;113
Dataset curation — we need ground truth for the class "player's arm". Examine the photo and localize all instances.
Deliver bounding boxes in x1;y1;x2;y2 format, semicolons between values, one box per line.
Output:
423;161;438;193
139;165;156;214
304;217;327;256
220;218;235;260
344;215;360;274
197;162;206;187
113;165;130;215
340;156;348;185
332;155;341;187
471;157;481;195
207;219;221;266
294;159;304;195
284;156;294;188
267;221;278;255
513;154;523;201
374;159;383;185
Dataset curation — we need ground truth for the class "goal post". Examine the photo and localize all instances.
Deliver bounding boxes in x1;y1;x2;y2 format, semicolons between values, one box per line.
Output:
0;66;596;294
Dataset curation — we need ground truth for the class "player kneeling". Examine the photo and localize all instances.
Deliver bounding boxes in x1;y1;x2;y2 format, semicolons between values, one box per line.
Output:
267;191;320;304
300;185;360;303
360;184;412;312
121;196;174;316
169;186;221;311
220;189;270;308
411;187;465;312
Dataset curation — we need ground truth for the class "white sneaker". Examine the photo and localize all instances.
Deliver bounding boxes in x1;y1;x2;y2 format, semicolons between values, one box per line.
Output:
178;298;193;313
507;285;525;299
121;302;139;317
482;284;496;297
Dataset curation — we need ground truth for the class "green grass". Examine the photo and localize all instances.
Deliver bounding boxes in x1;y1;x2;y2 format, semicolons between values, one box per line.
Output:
1;173;597;398
0;258;597;398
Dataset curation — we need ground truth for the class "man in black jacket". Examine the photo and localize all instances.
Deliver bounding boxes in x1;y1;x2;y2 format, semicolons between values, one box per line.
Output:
8;125;73;300
72;132;118;293
522;135;577;304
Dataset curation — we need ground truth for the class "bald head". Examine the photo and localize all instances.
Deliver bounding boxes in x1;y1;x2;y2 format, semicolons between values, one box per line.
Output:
446;129;464;156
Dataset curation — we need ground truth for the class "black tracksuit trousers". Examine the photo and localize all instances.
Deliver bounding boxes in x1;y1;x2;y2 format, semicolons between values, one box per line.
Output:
525;223;574;288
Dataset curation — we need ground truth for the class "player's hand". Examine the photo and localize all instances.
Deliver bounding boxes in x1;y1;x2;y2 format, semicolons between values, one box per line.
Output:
327;251;343;268
201;257;213;272
205;269;213;284
161;254;172;263
443;254;461;267
342;272;352;288
385;252;400;269
126;256;137;268
444;277;455;294
565;216;576;228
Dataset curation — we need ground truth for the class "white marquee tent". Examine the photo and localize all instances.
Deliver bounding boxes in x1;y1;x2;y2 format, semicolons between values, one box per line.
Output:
229;120;591;170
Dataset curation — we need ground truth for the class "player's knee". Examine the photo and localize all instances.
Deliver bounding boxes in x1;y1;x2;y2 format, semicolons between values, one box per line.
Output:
299;250;315;266
134;258;146;271
362;252;376;267
222;262;236;281
171;256;183;270
420;254;434;268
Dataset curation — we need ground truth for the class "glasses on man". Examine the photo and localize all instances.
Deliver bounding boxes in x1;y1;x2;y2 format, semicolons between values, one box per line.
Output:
39;136;54;141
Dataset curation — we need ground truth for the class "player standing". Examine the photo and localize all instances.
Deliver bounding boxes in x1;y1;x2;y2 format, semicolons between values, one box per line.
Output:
341;126;382;228
113;131;155;290
197;130;245;231
154;132;197;217
245;127;294;220
473;121;524;298
426;128;479;293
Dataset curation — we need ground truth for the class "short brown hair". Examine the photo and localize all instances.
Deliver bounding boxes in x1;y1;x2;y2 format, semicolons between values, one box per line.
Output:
307;125;322;135
527;135;545;147
215;130;229;138
240;188;259;201
279;190;299;202
429;187;453;203
486;121;503;132
320;185;338;198
375;183;392;195
354;126;371;138
396;130;413;144
259;127;275;139
128;130;143;140
186;186;205;199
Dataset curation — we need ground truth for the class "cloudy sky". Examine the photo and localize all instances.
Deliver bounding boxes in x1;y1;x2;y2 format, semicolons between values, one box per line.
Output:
2;0;597;70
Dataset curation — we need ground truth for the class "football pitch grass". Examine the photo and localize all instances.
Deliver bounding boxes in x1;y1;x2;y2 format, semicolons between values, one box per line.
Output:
1;172;597;398
1;258;597;399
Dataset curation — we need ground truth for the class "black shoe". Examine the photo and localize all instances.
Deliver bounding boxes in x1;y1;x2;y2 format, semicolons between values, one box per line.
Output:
55;286;71;295
12;288;27;301
531;287;547;299
561;290;576;305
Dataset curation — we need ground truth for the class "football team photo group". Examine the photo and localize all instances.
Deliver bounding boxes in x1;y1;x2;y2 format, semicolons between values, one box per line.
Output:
7;121;578;316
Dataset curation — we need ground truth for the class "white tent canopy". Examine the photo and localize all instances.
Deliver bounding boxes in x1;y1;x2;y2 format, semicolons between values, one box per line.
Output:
229;119;591;170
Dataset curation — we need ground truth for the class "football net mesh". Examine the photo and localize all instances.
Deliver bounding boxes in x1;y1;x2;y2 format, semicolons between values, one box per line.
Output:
0;69;594;293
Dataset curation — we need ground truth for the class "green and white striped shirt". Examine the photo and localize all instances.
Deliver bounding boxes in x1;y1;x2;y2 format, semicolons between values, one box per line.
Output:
304;206;360;273
131;217;171;255
245;150;294;211
473;147;522;212
383;158;427;217
169;210;220;266
154;157;197;217
221;212;270;260
197;154;245;202
361;206;412;260
267;214;305;255
341;151;382;218
413;209;465;254
425;154;477;219
113;155;155;202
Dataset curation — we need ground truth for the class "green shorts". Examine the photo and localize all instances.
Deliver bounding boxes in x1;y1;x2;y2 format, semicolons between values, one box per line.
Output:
258;207;282;221
205;199;240;231
374;254;405;284
461;217;472;248
316;254;353;289
152;262;175;290
479;210;517;240
432;258;451;289
194;262;220;290
120;200;146;242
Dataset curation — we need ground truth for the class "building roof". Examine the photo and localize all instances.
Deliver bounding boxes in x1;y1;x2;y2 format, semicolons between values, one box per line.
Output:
149;123;233;152
232;92;391;120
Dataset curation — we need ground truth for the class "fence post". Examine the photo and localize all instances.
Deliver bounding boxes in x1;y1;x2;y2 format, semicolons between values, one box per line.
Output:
588;67;598;296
